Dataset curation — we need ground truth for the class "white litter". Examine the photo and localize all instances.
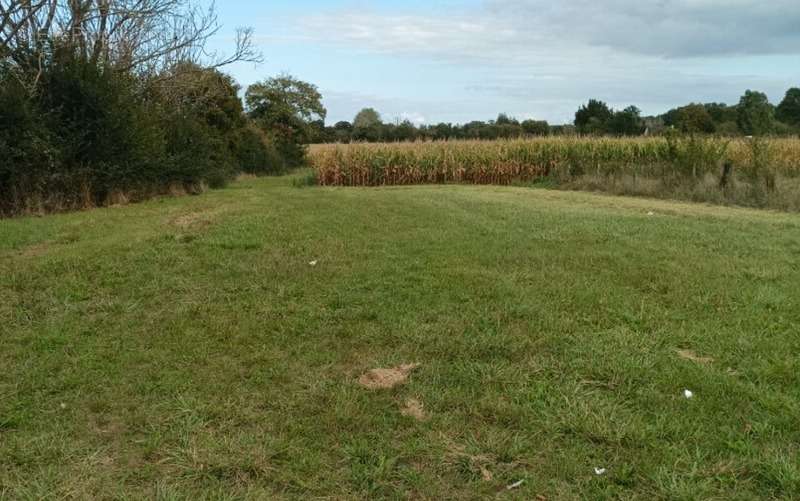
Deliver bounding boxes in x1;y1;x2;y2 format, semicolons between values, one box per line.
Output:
683;389;694;399
59;403;67;410
506;479;525;490
308;260;318;266
594;467;607;475
647;211;655;216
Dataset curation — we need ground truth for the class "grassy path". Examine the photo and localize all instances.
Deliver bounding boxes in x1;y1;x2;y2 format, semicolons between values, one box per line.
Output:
2;175;799;499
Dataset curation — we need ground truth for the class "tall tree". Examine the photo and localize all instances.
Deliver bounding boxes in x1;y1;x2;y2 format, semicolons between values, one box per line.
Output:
0;0;260;93
575;99;613;134
609;106;644;136
353;108;381;129
737;90;774;135
246;74;326;165
676;104;715;134
776;87;800;126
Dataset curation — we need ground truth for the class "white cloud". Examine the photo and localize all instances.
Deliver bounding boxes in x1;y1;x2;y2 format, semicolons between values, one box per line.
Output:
292;1;799;124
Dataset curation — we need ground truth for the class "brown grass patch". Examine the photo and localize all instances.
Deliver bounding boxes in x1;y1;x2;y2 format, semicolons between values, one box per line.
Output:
357;363;420;390
400;398;427;421
676;349;714;364
171;211;217;230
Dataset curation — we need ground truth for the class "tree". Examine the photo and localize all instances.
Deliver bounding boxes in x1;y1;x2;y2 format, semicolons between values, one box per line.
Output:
245;74;326;166
675;104;715;134
737;90;774;135
0;0;260;93
609;106;644;136
776;88;800;127
521;119;549;136
496;113;518;125
575;99;613;134
353;108;381;129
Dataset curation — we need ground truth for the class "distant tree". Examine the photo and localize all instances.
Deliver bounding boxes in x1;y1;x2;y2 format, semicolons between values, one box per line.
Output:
245;74;326;165
737;90;774;135
431;122;455;140
334;121;353;131
609;106;644;136
776;88;800;127
676;104;715;134
353;108;382;129
575;99;613;134
496;113;518;125
521;119;550;136
330;121;353;143
703;103;737;125
394;120;417;141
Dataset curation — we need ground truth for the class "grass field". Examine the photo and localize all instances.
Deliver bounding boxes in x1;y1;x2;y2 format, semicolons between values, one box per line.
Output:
2;173;800;499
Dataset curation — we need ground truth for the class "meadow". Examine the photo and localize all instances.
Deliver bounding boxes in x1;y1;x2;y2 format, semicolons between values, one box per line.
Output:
2;173;800;499
310;137;800;210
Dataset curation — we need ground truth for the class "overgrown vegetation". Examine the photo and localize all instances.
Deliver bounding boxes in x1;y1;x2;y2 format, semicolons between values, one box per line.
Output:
0;1;321;217
310;136;800;210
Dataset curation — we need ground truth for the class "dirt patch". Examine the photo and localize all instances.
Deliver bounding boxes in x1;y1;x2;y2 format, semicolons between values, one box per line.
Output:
17;242;51;258
171;211;216;230
676;349;714;364
357;363;420;390
400;398;427;421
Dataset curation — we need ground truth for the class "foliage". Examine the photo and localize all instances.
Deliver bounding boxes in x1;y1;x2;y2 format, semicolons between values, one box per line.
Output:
353;108;382;129
521;119;550;136
246;75;327;167
609;106;644;136
776;88;800;127
737;90;775;136
574;99;614;134
0;49;284;216
675;104;716;134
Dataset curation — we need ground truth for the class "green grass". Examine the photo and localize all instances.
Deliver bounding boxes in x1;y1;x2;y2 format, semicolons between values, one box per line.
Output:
2;173;800;499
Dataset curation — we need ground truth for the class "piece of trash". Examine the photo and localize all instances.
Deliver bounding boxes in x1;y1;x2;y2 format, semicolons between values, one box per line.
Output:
59;403;67;410
594;467;607;475
506;479;525;490
358;363;421;390
308;260;318;266
683;389;694;399
647;211;655;216
676;349;714;364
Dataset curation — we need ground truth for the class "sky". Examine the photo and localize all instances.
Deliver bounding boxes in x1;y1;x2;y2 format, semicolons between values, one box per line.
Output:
207;0;800;125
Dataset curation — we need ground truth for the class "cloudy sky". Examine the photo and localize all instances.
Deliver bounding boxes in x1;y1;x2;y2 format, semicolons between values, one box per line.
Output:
211;0;800;125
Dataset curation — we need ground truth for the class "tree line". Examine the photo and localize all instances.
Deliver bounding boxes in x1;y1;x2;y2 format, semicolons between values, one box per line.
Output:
0;0;325;216
316;88;800;143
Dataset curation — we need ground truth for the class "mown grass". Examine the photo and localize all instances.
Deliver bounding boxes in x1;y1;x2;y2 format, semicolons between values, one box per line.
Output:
2;173;800;499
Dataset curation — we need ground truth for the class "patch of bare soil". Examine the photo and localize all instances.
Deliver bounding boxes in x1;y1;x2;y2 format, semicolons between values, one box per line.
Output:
17;242;50;258
170;210;217;230
676;349;714;364
357;363;420;390
400;398;426;421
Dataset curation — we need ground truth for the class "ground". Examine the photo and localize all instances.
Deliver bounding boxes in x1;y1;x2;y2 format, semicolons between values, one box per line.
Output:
1;173;799;499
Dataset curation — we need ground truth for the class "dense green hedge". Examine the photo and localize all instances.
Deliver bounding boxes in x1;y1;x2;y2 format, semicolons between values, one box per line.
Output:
0;53;285;216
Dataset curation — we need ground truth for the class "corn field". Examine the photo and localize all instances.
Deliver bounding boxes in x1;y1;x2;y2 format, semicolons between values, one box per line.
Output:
309;137;800;187
307;136;800;210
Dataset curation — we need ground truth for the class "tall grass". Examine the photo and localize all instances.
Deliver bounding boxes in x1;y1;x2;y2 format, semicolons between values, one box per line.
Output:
309;137;800;210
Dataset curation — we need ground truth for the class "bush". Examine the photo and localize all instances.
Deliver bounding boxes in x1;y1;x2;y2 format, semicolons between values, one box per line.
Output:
1;51;294;216
235;123;286;175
